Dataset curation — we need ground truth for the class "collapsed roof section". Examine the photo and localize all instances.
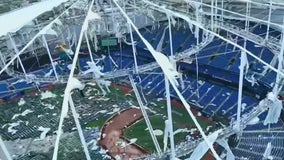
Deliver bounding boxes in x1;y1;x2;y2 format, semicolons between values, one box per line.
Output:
0;0;70;37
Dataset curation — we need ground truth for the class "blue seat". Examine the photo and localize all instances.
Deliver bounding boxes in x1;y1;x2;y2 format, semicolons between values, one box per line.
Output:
0;83;9;98
203;88;231;114
217;91;238;115
198;85;221;108
13;81;33;90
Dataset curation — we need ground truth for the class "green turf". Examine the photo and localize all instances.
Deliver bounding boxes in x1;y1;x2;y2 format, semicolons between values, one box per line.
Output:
106;85;138;106
32;83;211;155
83;84;137;129
125;115;165;152
85;115;111;128
148;100;211;129
125;100;212;153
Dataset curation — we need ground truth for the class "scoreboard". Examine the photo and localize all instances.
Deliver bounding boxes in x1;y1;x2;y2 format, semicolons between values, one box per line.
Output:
101;38;117;46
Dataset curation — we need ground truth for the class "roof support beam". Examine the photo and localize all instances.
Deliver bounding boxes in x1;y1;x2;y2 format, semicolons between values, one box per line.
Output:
8;34;27;79
0;0;81;77
165;76;176;159
52;0;94;159
85;32;94;62
129;75;162;155
266;1;273;40
273;19;284;94
0;136;12;160
186;0;284;30
128;23;139;73
42;34;59;80
113;0;221;159
145;0;284;78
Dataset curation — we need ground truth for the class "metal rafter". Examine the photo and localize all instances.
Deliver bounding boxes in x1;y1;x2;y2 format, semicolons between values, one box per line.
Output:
0;0;83;77
144;0;284;79
129;75;162;155
52;0;94;159
113;0;221;159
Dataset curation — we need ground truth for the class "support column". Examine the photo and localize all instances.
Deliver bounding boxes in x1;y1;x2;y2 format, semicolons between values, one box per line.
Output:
266;1;272;40
165;76;176;159
221;0;224;25
42;35;59;80
245;1;250;33
168;15;173;57
52;0;95;159
215;0;218;22
129;75;162;155
0;51;10;75
8;34;27;78
0;51;4;68
195;7;200;99
236;0;250;132
128;23;139;73
84;32;94;62
0;136;12;160
210;0;214;31
236;50;246;132
273;19;284;94
31;44;41;66
69;96;91;160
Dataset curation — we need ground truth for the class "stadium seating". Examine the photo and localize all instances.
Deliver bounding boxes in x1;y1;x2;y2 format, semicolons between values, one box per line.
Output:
232;132;284;160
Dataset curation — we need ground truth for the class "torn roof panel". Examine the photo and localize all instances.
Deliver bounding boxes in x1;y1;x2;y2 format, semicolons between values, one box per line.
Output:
0;0;68;36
